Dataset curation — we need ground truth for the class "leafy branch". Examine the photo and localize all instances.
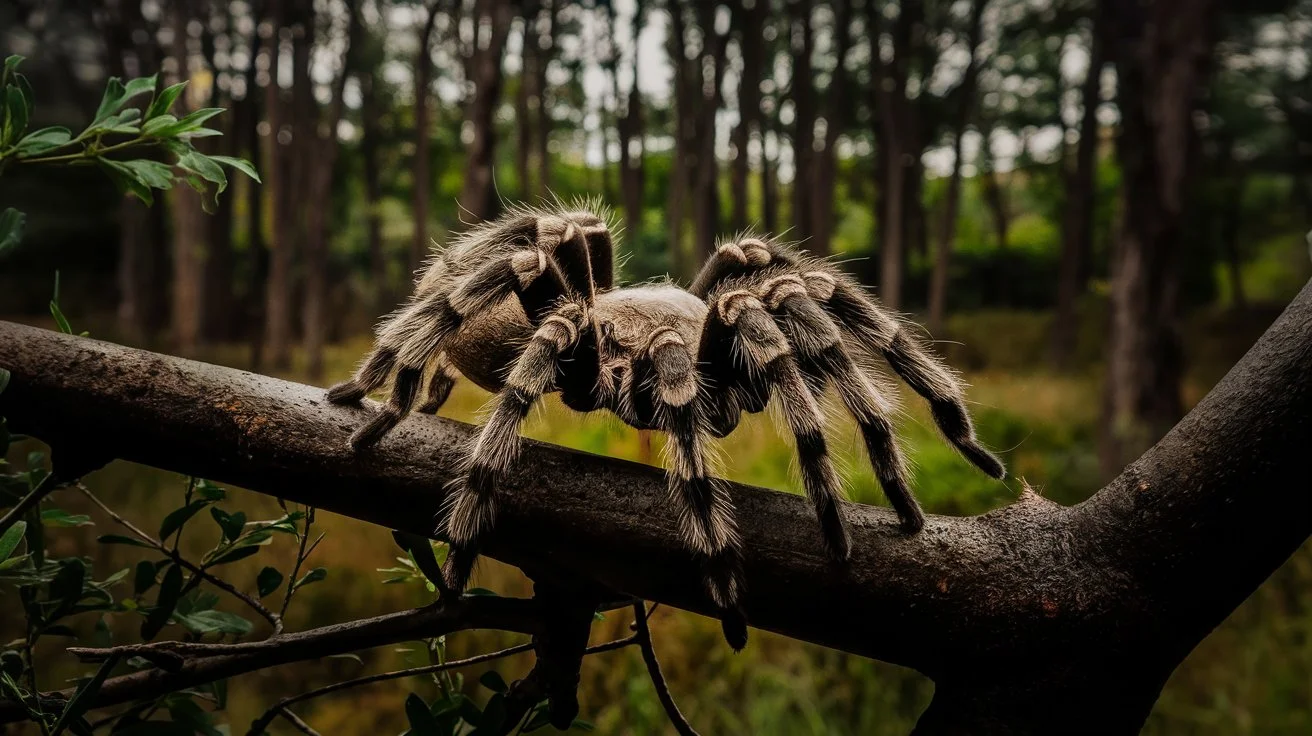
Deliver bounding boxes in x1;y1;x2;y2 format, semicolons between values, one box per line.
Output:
0;55;260;256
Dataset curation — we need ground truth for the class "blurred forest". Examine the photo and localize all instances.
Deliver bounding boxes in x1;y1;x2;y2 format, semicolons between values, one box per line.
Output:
2;0;1312;733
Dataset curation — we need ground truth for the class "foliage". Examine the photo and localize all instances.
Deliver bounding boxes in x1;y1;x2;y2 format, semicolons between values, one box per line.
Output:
0;55;258;257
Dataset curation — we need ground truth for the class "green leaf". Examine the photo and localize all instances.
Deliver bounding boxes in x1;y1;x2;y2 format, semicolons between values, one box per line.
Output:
521;707;552;733
393;531;447;595
0;208;23;256
2;55;22;78
405;693;440;736
326;653;363;665
92;77;126;125
13;126;71;156
206;545;260;567
50;298;72;334
256;566;283;598
293;567;327;590
96;567;131;589
141;114;180;136
178;151;228;194
464;587;499;597
195;480;226;502
2;86;28;146
120;75;158;107
150;107;225;138
133;560;156;595
49;653;121;736
570;718;596;731
478;670;508;693
159;501;209;542
208;155;260;183
40;509;92;527
209;508;246;542
97;534;155;549
0;521;25;562
165;694;223;736
118;159;175;190
98;159;153;206
174;609;253;636
142;564;184;640
145;82;187;121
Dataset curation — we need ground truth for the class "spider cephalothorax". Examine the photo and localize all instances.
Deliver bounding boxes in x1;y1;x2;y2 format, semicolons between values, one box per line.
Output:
327;203;1004;650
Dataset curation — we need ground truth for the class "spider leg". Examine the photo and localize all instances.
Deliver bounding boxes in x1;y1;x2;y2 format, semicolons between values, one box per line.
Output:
714;292;851;561
690;237;775;298
821;276;1006;480
332;249;570;449
762;277;923;532
415;355;458;415
441;303;586;592
647;329;748;650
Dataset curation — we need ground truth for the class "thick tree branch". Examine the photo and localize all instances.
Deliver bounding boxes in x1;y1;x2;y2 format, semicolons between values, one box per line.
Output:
1;280;1309;733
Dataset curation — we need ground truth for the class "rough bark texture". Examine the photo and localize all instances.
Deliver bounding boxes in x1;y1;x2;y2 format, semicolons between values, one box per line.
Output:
3;278;1311;733
1101;0;1218;475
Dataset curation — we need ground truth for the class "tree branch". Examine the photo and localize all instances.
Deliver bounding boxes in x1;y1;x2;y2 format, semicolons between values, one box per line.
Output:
0;596;543;722
1;278;1309;733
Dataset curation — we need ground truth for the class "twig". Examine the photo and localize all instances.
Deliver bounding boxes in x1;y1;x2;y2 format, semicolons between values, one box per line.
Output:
632;601;699;736
277;708;321;736
0;472;64;536
78;484;284;634
280;507;317;621
248;634;639;736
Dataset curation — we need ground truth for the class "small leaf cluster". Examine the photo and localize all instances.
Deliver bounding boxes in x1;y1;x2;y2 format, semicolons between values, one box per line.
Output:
397;641;595;736
0;54;260;257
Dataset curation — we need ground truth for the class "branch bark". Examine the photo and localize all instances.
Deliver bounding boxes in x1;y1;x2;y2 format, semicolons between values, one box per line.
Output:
1;278;1310;733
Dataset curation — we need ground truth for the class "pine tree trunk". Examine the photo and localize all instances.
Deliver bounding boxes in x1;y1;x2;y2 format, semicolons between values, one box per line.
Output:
361;68;386;311
1101;0;1218;476
169;6;205;357
412;3;440;271
789;0;815;241
458;0;513;223
264;0;297;370
1050;17;1105;369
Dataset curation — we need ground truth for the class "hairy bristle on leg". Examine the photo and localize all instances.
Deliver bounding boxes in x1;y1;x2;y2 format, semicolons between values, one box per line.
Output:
440;310;583;592
774;293;924;533
826;280;1006;480
728;306;851;561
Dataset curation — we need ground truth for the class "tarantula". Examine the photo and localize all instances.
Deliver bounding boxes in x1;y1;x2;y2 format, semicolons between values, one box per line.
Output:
327;204;1004;650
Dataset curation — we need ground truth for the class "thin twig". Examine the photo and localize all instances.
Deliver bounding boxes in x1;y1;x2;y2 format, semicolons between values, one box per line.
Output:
277;707;322;736
0;472;64;536
280;507;316;620
78;484;283;634
632;601;699;736
245;633;640;736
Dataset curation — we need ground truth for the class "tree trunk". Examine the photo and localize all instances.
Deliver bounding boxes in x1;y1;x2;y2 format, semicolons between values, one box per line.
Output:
302;0;360;380
516;0;541;198
616;2;646;252
808;0;853;257
789;0;815;242
667;2;692;280
458;0;513;223
535;0;556;198
690;3;729;263
360;66;387;312
169;5;206;357
264;0;296;370
929;0;984;333
761;123;779;234
1101;0;1219;476
1050;17;1105;369
730;0;764;232
412;2;440;271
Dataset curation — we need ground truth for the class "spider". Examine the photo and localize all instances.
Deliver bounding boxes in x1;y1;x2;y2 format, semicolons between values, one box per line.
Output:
327;203;1004;650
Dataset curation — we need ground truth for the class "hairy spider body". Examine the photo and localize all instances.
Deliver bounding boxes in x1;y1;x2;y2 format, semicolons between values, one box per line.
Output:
328;204;1004;650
